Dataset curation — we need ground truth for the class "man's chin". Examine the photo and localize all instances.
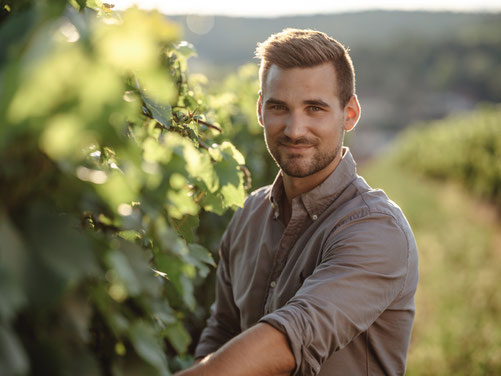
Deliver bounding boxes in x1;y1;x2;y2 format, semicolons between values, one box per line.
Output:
280;163;314;178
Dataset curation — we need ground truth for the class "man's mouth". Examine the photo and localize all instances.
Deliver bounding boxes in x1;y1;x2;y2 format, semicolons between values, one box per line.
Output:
281;144;312;150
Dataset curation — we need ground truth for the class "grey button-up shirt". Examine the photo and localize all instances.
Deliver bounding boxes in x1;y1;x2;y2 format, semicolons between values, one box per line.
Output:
195;148;419;375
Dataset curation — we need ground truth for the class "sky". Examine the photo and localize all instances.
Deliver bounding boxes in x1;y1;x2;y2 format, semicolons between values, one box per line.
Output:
112;0;501;17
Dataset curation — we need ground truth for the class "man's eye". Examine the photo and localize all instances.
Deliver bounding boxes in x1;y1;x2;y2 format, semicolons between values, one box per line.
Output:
270;104;286;111
309;106;322;112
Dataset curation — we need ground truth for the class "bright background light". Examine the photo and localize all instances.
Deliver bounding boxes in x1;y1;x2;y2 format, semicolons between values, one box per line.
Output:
113;0;501;17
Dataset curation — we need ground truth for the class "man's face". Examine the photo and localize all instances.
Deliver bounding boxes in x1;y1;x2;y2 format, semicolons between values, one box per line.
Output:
258;63;350;178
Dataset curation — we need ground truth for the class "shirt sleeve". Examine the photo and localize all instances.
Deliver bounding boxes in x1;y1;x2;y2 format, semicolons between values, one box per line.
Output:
194;229;241;359
259;212;411;375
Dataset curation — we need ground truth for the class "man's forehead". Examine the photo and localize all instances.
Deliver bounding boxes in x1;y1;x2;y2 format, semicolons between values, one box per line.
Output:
262;63;339;99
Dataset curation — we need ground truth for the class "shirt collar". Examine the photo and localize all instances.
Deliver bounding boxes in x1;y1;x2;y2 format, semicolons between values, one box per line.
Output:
268;147;358;221
269;172;284;219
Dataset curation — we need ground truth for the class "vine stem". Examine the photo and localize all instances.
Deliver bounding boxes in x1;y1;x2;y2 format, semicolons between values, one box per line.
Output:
175;214;189;232
197;119;223;133
198;140;210;150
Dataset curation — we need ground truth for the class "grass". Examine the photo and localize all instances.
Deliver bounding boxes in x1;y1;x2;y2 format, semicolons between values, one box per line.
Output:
361;152;501;376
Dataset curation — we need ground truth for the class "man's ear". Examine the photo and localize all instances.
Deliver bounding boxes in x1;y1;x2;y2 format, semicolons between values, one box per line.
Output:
257;91;264;127
343;95;361;132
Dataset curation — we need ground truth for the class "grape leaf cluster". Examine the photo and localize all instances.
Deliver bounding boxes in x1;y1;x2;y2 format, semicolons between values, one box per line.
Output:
0;1;247;374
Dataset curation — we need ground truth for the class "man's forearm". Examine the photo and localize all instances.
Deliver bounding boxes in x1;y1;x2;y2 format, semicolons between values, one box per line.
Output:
175;323;295;376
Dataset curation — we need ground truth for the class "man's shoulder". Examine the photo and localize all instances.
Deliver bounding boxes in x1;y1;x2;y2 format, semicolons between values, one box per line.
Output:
345;176;416;247
227;184;272;225
331;176;414;243
238;184;273;212
220;184;273;250
350;176;405;219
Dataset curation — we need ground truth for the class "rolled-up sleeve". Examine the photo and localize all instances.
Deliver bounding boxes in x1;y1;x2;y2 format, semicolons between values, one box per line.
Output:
259;212;410;375
194;231;241;358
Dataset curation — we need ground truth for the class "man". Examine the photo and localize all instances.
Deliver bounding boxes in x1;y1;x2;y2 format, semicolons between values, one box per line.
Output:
176;28;418;376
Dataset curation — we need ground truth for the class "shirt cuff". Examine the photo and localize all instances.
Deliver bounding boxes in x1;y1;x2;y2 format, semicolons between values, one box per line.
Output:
259;306;321;376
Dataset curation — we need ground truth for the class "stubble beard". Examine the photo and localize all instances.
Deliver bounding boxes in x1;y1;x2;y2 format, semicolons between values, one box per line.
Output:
265;130;345;178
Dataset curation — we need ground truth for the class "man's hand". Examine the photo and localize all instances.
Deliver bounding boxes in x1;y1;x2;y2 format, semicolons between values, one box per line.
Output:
174;323;295;376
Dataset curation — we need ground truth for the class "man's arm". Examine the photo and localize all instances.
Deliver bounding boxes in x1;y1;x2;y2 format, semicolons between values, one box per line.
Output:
258;213;416;375
175;323;295;376
194;232;242;359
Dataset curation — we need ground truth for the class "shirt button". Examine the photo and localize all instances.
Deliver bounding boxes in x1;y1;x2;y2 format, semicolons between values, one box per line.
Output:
270;281;277;288
312;214;318;221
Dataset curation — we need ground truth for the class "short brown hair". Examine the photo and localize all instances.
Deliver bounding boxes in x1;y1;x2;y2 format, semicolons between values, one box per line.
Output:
255;28;356;107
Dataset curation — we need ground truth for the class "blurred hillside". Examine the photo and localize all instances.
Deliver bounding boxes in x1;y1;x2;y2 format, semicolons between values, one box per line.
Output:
170;11;501;160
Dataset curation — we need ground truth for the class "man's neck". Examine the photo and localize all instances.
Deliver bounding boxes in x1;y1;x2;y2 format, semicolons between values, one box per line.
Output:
281;151;344;225
283;155;342;203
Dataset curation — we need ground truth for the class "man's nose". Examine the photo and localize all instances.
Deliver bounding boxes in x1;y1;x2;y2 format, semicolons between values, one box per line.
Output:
283;111;308;140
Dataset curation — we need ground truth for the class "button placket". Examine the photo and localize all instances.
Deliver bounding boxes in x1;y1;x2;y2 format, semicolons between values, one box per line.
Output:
264;195;306;315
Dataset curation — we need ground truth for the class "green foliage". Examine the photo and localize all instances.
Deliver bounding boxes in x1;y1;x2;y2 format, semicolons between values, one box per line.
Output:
395;105;501;209
0;2;247;375
207;64;277;191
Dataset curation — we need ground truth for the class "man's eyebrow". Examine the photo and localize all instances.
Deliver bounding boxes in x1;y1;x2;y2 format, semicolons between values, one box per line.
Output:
304;99;330;108
264;97;287;105
264;98;331;108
